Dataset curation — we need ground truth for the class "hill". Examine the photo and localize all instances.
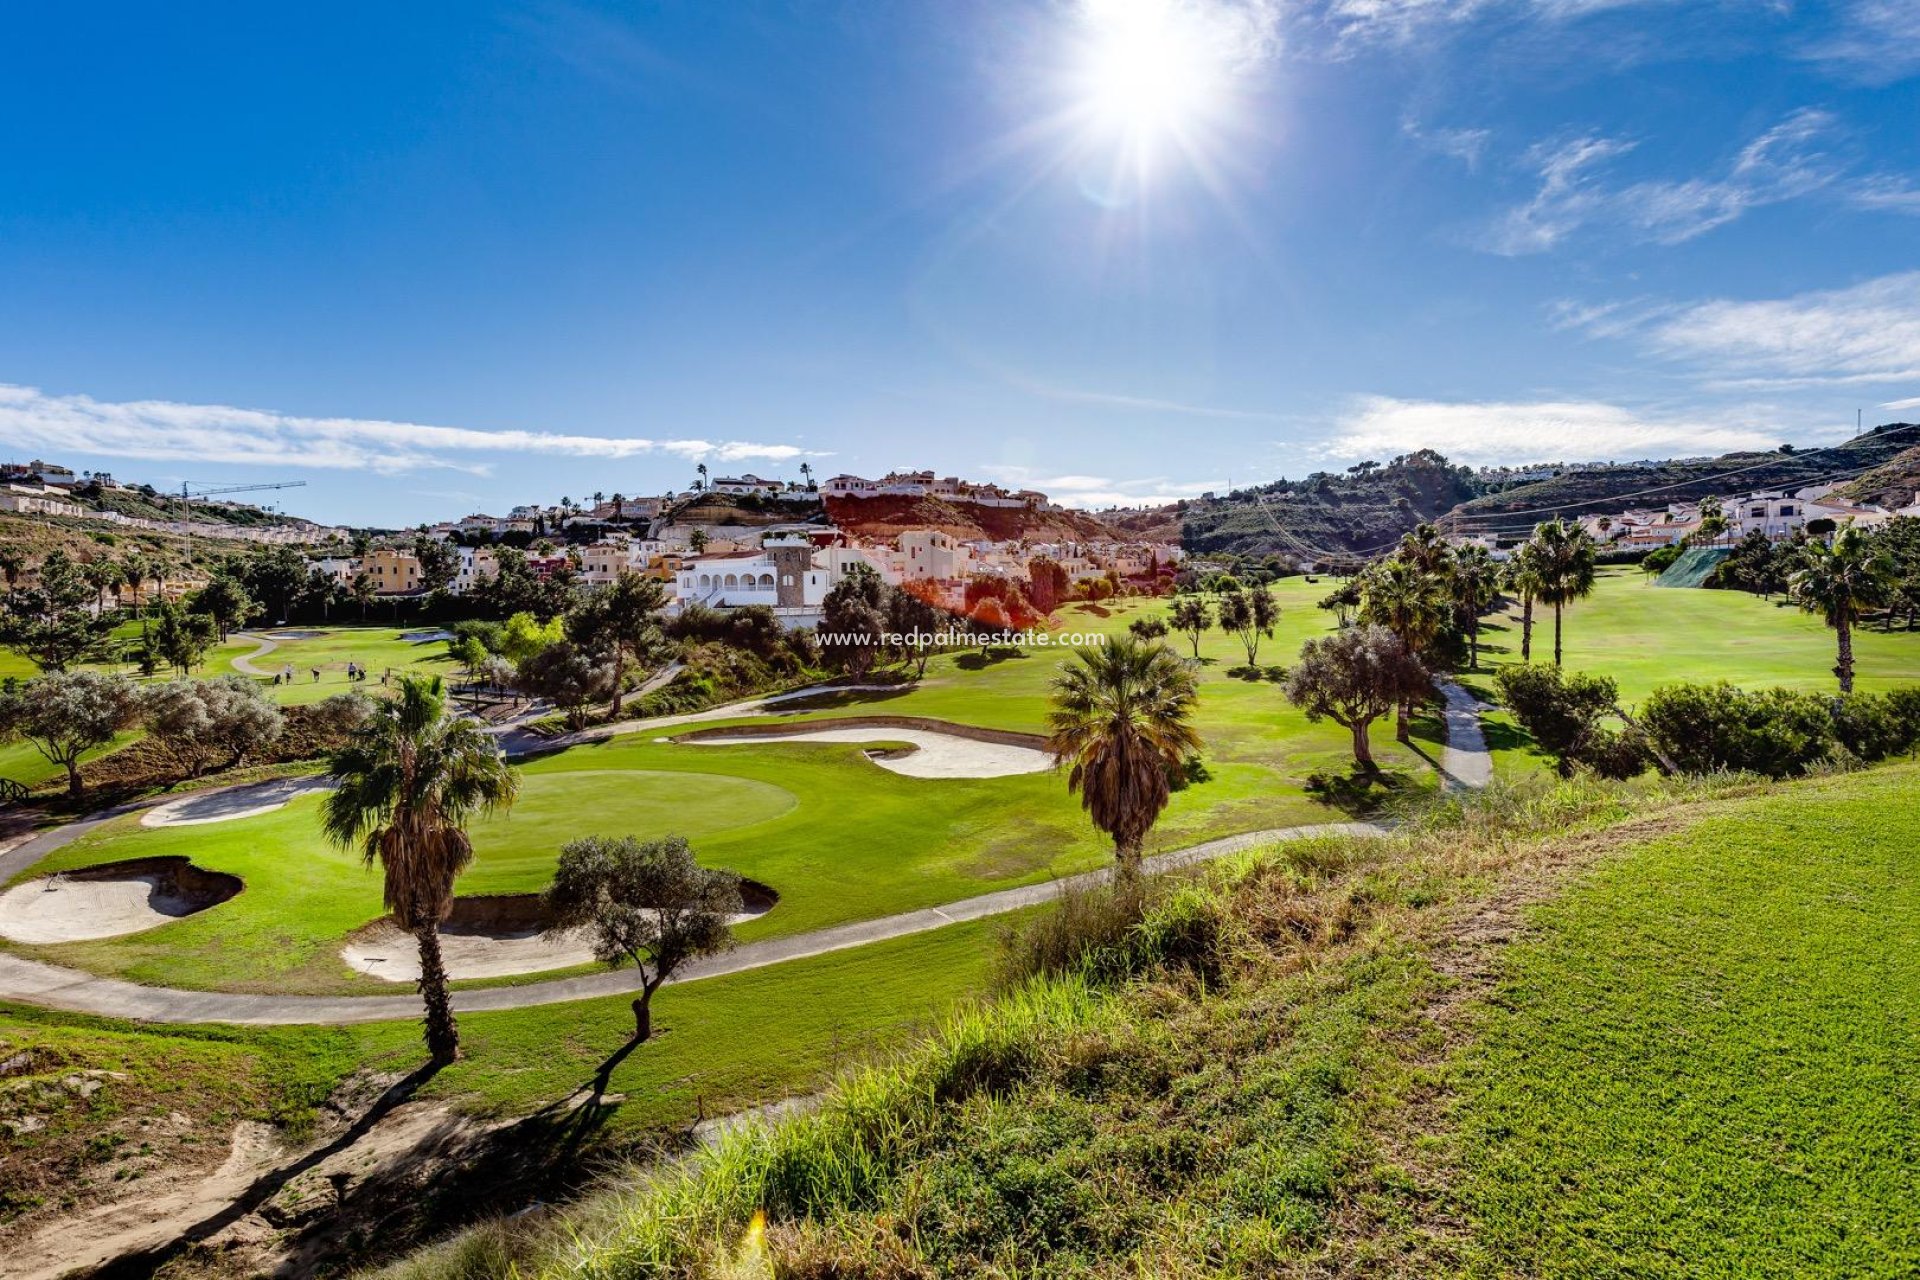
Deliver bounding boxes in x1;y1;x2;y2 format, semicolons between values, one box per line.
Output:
1445;423;1920;531
823;493;1125;543
1843;441;1920;510
1170;448;1483;560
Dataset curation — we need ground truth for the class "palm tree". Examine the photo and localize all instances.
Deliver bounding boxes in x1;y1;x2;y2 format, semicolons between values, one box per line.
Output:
1045;636;1202;882
1530;519;1598;666
1791;526;1892;693
1358;556;1449;740
321;677;519;1063
1396;523;1454;576
800;461;814;490
119;551;150;615
1505;545;1545;662
83;559;122;615
1451;544;1498;671
695;463;709;492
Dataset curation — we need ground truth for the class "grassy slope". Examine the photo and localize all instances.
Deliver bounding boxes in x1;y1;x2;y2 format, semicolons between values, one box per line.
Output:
1448;766;1920;1278
209;625;457;705
452;763;1920;1280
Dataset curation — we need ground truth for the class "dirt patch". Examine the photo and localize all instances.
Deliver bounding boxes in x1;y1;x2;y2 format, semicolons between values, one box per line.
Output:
0;857;241;943
342;883;779;983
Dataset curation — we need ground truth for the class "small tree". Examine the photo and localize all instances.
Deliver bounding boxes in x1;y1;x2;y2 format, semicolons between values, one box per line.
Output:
566;571;667;716
1791;526;1892;693
190;574;258;641
1128;616;1169;642
141;676;286;778
1046;637;1202;881
543;835;742;1042
0;671;142;795
1217;587;1278;666
517;640;616;729
148;602;218;676
819;563;887;677
1283;625;1430;773
1169;595;1211;658
886;585;946;678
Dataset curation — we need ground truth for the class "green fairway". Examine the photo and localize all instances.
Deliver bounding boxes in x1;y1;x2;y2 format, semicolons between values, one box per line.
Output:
1447;764;1920;1277
211;624;457;704
1481;566;1920;704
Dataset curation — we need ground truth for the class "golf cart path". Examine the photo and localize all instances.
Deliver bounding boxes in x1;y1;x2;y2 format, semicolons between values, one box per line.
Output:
0;677;1489;1027
228;632;280;677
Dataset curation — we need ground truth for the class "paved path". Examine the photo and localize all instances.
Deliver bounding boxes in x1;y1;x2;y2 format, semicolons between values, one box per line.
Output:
1436;680;1494;791
0;822;1384;1026
227;632;280;677
0;679;1491;1027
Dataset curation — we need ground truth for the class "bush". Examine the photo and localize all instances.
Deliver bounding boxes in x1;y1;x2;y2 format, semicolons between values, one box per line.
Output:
994;878;1225;991
140;676;285;778
1495;664;1647;778
1831;691;1920;763
1639;682;1834;779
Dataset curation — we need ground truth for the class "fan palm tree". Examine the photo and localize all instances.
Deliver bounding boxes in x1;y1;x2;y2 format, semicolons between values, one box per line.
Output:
321;676;519;1063
1451;544;1499;670
1046;636;1202;882
82;559;122;615
1358;556;1449;740
1504;544;1545;662
1791;526;1892;693
1530;519;1598;666
119;551;150;615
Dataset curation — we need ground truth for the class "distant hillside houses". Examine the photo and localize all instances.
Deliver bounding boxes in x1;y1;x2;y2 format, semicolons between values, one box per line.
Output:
1578;482;1911;548
822;470;1052;509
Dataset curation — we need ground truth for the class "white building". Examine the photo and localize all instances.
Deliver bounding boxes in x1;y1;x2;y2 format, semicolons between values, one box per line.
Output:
672;536;893;618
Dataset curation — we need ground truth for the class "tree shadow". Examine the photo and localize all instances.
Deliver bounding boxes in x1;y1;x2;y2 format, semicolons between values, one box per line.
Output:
953;647;1028;671
1306;767;1412;816
1225;663;1288;682
93;1059;448;1278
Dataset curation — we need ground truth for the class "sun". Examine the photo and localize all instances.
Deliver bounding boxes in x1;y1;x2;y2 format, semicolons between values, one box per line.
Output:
1064;0;1255;181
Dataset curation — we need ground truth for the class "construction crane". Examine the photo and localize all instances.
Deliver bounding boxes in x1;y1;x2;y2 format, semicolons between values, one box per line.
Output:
176;480;309;559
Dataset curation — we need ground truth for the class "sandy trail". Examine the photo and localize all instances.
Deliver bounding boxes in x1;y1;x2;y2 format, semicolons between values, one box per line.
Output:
140;775;335;827
684;724;1052;779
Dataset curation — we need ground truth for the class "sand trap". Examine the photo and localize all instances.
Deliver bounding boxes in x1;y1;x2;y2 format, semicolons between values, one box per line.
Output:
342;883;777;983
683;725;1052;779
265;629;328;641
142;776;335;828
0;858;242;943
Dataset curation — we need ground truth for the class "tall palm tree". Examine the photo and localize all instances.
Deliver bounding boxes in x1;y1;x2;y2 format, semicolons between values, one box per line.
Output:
321;677;519;1063
1530;519;1598;666
695;462;709;492
1504;545;1546;662
1046;636;1202;882
83;559;122;615
1358;556;1449;740
1451;544;1498;671
1396;523;1454;577
1791;526;1892;693
119;551;150;615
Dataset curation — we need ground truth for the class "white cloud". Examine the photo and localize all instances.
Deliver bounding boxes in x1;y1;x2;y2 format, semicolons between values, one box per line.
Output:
0;383;820;476
1402;116;1492;168
1803;1;1920;81
1323;394;1782;465
979;465;1223;508
1882;396;1920;413
1478;109;1841;254
1850;174;1920;214
1636;272;1920;387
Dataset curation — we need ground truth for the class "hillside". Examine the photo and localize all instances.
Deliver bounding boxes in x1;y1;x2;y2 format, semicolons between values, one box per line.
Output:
1446;423;1920;528
1172;448;1483;560
1843;442;1920;510
823;493;1126;543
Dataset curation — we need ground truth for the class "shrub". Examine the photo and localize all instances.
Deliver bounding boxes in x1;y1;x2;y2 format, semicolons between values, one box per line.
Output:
1639;682;1834;778
994;877;1224;991
1494;664;1647;778
140;676;285;778
1831;691;1920;763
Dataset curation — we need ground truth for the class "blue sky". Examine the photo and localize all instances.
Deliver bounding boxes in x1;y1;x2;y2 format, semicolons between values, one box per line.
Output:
1;1;1916;525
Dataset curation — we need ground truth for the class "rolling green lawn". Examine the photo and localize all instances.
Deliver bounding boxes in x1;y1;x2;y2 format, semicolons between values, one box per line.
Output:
1481;566;1920;705
1447;764;1920;1277
10;720;1339;992
210;624;457;704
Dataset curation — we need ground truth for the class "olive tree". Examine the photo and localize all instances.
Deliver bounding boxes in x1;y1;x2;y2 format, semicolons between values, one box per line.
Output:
1282;625;1430;772
542;835;742;1043
141;676;285;778
0;671;142;795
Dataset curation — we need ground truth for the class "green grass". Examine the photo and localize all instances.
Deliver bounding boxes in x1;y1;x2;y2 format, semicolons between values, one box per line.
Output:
1447;765;1920;1278
1484;567;1920;705
210;624;457;705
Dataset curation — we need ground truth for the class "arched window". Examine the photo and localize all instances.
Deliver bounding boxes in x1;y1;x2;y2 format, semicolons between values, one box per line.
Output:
724;573;739;588
758;573;774;587
698;573;711;588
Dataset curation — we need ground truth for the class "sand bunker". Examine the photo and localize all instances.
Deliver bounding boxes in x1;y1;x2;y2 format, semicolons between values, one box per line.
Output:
0;858;242;944
142;776;335;828
681;723;1052;779
342;882;777;983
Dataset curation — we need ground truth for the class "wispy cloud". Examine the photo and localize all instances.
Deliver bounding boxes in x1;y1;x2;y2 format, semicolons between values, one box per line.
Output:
0;384;821;476
979;464;1224;508
1802;1;1920;82
1322;394;1783;465
1402;115;1492;168
1477;109;1840;254
1562;272;1920;388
